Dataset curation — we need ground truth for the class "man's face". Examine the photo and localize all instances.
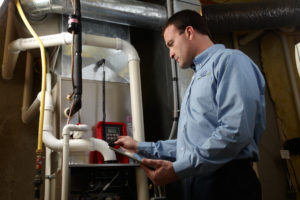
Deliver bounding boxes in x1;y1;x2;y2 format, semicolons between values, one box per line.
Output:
163;24;194;69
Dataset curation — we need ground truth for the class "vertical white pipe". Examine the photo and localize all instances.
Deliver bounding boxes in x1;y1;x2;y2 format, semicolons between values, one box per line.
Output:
44;73;53;200
50;169;60;200
128;60;149;200
280;33;300;122
22;52;33;113
50;171;57;200
2;2;16;80
128;60;145;142
44;147;51;200
21;52;40;123
60;124;89;200
61;130;70;200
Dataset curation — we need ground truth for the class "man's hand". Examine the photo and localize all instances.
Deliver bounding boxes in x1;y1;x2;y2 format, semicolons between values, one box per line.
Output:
114;136;138;153
140;159;178;186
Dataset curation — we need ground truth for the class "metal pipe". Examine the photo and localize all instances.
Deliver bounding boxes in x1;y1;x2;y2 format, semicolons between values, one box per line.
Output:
20;0;167;30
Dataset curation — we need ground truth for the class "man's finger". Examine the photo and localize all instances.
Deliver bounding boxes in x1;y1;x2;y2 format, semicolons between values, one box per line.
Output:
140;164;155;178
114;136;125;145
142;158;161;168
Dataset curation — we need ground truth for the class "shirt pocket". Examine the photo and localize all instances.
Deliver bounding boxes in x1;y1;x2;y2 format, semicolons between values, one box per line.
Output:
189;72;215;113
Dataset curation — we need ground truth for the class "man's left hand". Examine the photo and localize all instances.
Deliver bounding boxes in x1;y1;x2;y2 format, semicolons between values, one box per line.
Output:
140;159;178;186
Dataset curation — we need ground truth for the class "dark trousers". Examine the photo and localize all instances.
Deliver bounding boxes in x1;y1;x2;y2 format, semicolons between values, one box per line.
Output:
184;160;262;200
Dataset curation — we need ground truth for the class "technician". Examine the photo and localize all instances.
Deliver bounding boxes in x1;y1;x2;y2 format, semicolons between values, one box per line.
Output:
115;9;265;200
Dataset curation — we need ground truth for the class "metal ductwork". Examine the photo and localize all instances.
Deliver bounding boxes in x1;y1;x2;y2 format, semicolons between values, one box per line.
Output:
202;0;300;32
20;0;167;30
18;0;300;33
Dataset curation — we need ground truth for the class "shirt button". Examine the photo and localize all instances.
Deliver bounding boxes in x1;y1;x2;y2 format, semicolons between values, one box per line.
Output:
181;147;184;151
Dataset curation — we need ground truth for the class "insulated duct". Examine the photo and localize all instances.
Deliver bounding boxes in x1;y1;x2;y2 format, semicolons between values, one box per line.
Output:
20;0;167;30
202;0;300;32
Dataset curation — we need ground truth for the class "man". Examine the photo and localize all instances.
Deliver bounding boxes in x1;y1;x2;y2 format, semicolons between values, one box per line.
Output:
115;10;265;200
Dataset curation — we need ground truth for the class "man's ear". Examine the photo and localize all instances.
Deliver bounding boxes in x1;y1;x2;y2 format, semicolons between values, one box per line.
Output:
185;26;194;40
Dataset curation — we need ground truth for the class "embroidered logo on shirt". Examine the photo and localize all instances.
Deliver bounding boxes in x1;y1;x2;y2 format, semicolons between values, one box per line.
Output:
198;70;211;78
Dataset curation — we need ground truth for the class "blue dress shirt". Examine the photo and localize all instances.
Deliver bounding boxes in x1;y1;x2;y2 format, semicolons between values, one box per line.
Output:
138;44;266;179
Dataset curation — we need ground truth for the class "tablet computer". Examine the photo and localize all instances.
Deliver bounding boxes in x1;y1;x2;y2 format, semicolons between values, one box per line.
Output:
109;146;155;170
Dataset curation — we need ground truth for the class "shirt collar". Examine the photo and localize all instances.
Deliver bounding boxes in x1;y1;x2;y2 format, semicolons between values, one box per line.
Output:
191;44;225;72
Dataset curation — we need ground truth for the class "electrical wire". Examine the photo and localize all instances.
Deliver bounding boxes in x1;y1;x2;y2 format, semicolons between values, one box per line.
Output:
102;64;106;124
87;171;120;193
67;101;75;124
15;0;46;153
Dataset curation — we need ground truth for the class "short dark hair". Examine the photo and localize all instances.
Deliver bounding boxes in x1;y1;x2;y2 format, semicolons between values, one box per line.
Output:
163;10;211;37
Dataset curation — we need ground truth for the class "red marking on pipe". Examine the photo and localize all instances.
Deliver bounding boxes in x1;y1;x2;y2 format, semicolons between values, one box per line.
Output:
68;18;79;24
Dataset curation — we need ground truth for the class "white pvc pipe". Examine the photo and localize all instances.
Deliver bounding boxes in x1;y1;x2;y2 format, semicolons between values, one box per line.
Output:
9;32;72;51
61;124;91;200
44;147;51;200
9;33;145;143
128;60;144;142
62;125;70;200
4;32;148;200
239;30;264;46
2;2;16;80
43;131;116;159
22;96;40;123
280;33;300;122
44;73;52;200
50;171;57;200
21;52;34;123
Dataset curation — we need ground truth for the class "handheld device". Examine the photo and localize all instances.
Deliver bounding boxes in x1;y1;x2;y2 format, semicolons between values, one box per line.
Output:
109;146;156;170
90;121;129;164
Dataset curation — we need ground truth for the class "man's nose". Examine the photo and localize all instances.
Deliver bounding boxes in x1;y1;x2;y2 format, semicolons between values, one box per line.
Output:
169;50;175;59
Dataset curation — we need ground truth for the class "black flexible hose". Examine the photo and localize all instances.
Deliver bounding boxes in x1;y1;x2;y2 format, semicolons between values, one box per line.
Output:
66;0;82;116
203;0;300;32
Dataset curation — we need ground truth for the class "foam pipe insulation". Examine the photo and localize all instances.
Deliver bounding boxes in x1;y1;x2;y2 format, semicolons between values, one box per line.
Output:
202;0;300;32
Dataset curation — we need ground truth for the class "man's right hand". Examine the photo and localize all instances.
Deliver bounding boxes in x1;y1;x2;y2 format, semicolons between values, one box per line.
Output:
114;136;138;153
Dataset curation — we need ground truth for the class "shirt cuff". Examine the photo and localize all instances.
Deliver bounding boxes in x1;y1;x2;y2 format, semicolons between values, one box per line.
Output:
137;141;153;152
173;158;197;179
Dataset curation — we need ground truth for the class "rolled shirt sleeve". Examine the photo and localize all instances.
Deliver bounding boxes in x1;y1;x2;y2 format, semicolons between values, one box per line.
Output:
138;139;177;161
